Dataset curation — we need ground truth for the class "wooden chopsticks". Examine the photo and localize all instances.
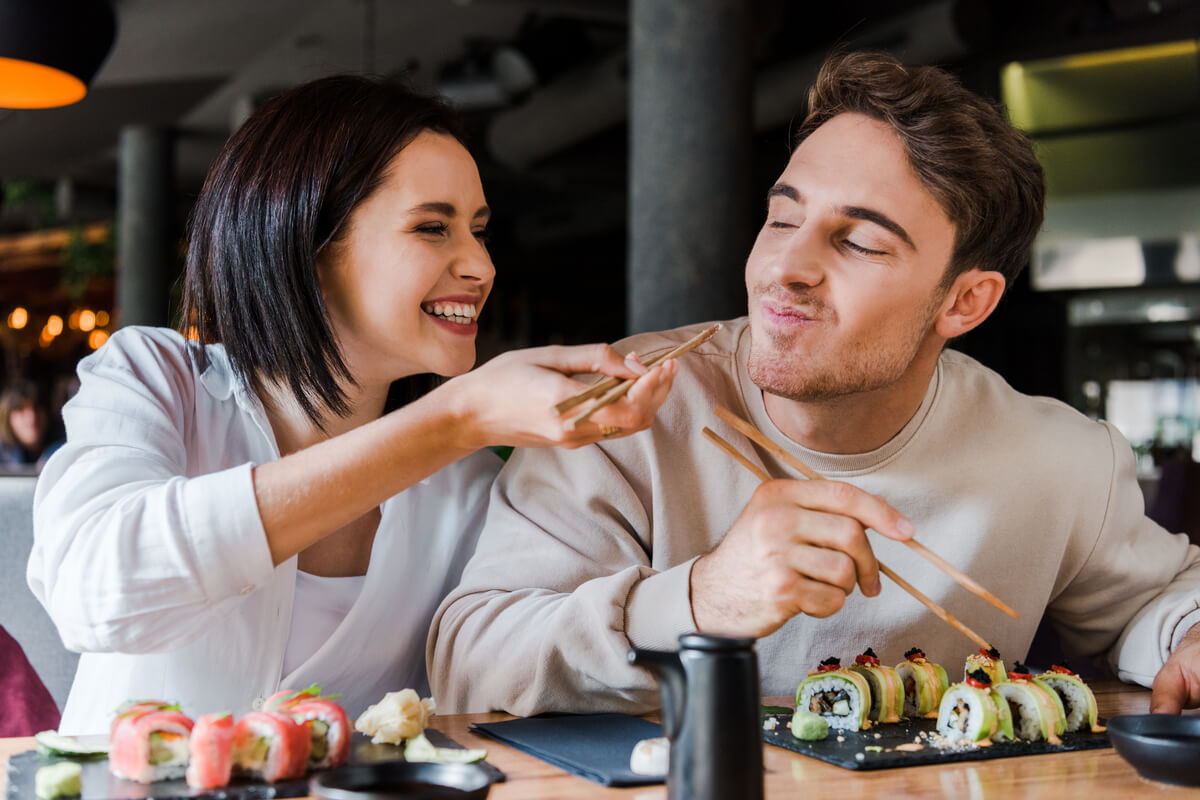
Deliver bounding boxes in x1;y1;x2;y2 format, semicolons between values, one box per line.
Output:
713;406;1019;619
701;424;996;651
555;324;721;431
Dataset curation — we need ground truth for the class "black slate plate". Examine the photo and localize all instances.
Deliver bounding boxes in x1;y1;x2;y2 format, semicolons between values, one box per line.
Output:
6;731;504;799
762;713;1109;770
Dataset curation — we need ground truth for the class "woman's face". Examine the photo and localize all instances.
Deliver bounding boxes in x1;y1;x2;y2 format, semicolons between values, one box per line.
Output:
319;131;495;388
9;401;45;449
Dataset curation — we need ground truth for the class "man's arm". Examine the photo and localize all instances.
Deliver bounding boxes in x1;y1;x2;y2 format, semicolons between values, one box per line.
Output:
427;440;687;715
1046;422;1200;703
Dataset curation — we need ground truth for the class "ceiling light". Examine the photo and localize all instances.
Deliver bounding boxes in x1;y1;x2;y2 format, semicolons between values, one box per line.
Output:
0;0;117;109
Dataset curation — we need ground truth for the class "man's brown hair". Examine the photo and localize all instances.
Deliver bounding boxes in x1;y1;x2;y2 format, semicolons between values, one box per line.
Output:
796;51;1045;288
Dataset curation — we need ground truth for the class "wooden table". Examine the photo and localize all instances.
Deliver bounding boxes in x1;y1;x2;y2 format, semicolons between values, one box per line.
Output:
3;681;1196;798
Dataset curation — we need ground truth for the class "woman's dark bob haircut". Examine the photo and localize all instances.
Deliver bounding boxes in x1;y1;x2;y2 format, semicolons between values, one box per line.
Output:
180;75;467;426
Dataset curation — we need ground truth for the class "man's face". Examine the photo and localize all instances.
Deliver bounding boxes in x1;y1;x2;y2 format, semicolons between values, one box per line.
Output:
745;112;957;402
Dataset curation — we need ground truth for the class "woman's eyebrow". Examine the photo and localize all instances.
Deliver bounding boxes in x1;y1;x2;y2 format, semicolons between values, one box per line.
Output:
408;202;491;221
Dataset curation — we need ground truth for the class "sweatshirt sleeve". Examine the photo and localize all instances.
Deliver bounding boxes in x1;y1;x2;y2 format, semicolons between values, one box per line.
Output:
427;439;698;715
26;331;276;655
1044;421;1200;685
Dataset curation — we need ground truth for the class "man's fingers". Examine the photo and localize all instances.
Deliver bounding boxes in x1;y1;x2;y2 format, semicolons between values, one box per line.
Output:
1150;661;1188;714
782;543;860;597
752;482;883;598
773;478;914;543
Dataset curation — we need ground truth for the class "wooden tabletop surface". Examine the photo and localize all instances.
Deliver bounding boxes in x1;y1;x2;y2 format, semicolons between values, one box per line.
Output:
3;680;1196;798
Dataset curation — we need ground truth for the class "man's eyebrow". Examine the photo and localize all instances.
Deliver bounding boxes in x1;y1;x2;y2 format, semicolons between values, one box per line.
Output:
840;206;916;251
766;183;799;203
409;202;491;221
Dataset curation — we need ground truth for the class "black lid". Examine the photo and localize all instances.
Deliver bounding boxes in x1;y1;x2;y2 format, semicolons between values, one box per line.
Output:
678;633;755;651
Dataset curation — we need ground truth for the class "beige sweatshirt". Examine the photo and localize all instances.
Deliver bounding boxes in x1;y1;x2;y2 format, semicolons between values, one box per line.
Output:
428;318;1200;714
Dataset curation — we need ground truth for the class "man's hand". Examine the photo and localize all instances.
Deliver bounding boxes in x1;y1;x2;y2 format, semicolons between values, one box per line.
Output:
689;478;914;639
1150;623;1200;713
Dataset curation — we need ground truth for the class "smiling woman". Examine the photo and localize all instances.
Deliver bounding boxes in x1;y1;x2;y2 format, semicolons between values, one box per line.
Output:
26;75;678;735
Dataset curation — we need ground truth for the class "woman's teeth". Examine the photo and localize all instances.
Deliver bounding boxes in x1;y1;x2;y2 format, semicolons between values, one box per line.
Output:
423;303;476;324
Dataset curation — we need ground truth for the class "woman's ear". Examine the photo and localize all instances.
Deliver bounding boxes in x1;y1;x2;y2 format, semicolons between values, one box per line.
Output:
934;269;1006;339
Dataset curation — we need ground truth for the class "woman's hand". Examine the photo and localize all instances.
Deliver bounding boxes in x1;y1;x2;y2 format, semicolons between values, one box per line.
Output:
442;344;679;450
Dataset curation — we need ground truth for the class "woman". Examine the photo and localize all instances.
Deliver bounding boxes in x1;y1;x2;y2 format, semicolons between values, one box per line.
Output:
28;76;676;734
0;380;49;469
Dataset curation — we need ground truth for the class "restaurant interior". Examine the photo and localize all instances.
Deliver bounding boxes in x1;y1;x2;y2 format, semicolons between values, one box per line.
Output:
2;0;1198;501
2;0;1200;795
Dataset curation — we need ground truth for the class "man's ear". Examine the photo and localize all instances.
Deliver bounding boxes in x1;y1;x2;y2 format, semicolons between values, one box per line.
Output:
934;269;1006;339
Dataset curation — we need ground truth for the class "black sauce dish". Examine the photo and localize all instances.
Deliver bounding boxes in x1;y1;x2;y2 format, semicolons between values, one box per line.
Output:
310;761;493;799
1107;714;1200;786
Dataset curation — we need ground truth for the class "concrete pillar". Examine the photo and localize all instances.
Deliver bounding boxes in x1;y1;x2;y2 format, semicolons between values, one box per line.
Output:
628;0;752;335
117;125;173;328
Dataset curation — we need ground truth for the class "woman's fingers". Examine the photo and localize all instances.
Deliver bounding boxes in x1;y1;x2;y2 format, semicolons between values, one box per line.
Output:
536;343;648;381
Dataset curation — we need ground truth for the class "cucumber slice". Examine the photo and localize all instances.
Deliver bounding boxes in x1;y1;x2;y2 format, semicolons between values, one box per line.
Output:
33;731;108;760
403;733;486;764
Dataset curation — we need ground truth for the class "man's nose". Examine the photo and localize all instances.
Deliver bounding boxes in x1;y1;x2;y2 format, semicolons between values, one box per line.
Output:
769;224;825;288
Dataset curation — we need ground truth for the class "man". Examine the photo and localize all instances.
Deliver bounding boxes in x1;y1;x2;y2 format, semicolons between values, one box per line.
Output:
428;51;1200;715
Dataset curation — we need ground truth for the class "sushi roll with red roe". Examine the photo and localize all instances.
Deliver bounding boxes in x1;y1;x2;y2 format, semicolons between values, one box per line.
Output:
796;657;873;732
232;710;311;782
894;647;949;719
109;706;194;783
1033;665;1106;733
847;648;904;724
288;696;351;769
993;663;1067;744
964;646;1007;685
186;712;235;790
936;668;1015;744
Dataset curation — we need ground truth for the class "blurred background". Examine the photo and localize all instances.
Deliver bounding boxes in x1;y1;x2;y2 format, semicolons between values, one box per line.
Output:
0;0;1199;517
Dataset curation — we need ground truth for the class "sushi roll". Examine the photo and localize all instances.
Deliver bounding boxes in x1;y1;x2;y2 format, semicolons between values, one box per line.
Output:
108;706;194;783
186;712;235;790
1033;665;1105;733
994;663;1066;744
964;646;1007;685
796;657;873;732
847;648;904;723
288;696;351;769
232;710;311;782
895;647;949;719
263;685;322;711
936;669;1015;744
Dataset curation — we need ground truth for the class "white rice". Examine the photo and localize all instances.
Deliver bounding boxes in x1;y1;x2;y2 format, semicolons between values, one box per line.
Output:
798;675;866;732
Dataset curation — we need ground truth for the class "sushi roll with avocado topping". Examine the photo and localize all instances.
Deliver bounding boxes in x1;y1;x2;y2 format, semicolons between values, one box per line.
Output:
994;662;1067;744
1033;665;1105;733
964;646;1007;685
894;647;949;719
847;648;904;723
796;657;873;732
936;669;1015;743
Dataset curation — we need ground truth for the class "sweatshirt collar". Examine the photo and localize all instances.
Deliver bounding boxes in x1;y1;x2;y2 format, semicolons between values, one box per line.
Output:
733;320;941;477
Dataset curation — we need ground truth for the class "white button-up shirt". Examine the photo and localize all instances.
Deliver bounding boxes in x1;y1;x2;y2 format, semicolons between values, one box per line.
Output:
28;326;500;734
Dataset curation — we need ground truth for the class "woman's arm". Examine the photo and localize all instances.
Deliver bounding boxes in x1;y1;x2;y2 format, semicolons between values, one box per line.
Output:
255;343;678;565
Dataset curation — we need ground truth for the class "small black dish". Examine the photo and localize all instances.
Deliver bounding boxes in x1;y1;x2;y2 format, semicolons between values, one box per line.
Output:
310;761;493;799
1107;714;1200;786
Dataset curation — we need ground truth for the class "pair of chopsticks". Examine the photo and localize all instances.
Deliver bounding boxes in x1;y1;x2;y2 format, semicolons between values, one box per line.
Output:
554;323;721;431
704;405;1016;651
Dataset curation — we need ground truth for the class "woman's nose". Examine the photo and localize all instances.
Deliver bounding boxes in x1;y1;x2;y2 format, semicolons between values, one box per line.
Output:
452;242;496;284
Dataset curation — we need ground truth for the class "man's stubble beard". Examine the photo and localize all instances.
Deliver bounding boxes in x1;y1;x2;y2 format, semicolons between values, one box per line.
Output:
746;291;944;403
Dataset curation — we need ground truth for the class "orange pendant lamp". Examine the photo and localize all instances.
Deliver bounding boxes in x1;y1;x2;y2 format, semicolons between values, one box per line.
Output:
0;0;116;109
